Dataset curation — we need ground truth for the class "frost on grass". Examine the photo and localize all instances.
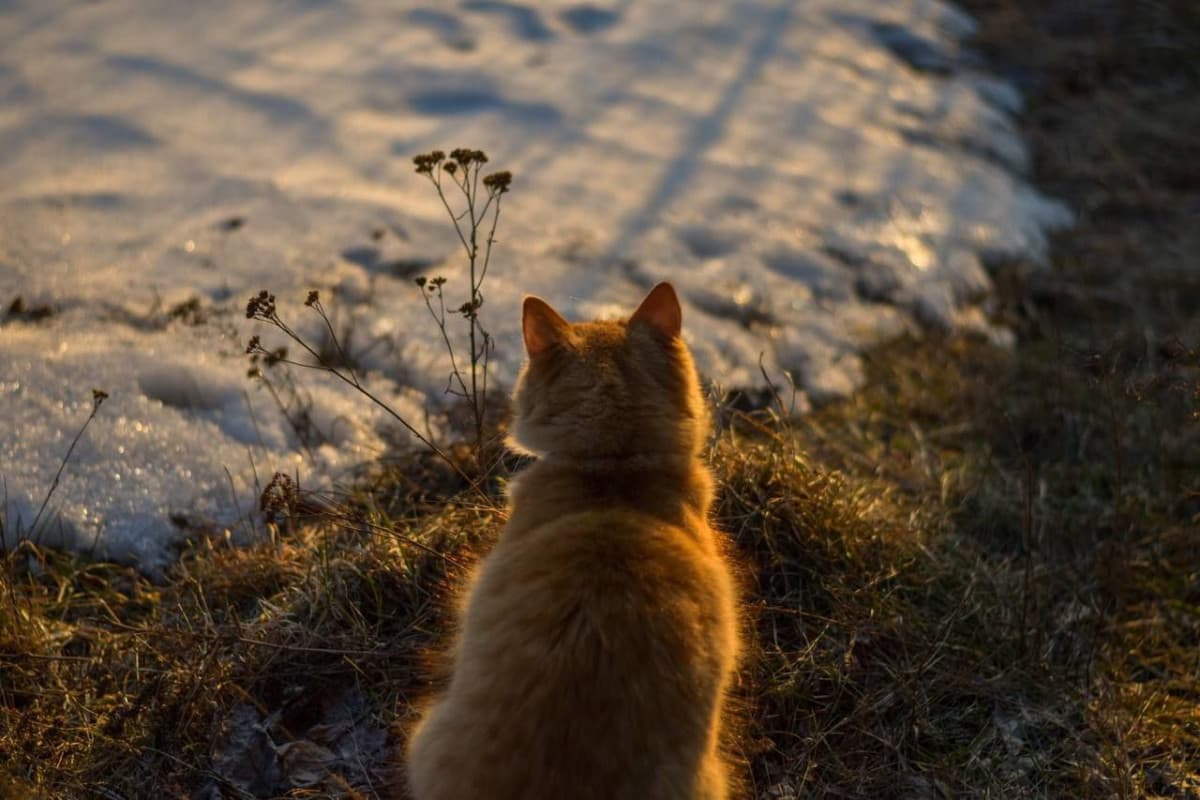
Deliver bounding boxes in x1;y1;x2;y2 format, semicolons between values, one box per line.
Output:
0;0;1069;567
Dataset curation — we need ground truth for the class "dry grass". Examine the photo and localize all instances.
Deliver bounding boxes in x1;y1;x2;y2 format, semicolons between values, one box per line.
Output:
715;419;1078;798
3;1;1199;797
0;487;499;799
764;330;1198;798
1;355;1196;798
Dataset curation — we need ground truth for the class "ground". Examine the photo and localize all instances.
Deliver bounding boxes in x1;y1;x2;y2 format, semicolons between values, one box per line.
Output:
2;1;1198;798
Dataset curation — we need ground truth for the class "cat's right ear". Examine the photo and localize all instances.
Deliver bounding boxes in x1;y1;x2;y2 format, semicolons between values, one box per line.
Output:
523;296;570;358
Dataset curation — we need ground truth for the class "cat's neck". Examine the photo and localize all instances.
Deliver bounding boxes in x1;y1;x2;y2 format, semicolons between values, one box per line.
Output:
507;451;714;531
538;449;697;474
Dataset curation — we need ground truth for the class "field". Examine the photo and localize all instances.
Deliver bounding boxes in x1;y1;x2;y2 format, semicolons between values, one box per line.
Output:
2;1;1198;797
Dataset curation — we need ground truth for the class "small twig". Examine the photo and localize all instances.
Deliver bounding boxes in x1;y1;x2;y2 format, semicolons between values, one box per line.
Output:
758;353;794;428
0;651;95;663
310;294;360;384
1020;454;1035;660
478;189;504;287
418;279;471;401
427;171;472;257
91;619;397;659
233;636;390;658
29;389;108;538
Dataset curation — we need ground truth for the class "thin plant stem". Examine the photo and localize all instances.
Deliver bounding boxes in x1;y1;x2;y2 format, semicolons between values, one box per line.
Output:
250;312;488;500
312;300;359;384
29;391;107;537
466;169;483;461
479;195;503;287
421;283;470;400
421;158;506;470
428;172;471;257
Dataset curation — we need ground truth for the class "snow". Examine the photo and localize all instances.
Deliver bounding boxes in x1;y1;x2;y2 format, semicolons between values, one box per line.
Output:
0;0;1070;571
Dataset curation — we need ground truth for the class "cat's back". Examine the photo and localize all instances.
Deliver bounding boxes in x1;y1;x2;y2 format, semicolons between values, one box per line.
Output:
408;505;737;800
467;496;736;698
483;499;734;644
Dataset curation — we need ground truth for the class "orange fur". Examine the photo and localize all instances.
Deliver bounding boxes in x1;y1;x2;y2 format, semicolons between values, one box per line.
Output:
406;283;741;799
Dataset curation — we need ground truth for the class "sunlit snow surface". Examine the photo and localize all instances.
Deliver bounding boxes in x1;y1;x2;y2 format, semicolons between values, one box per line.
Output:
0;0;1070;570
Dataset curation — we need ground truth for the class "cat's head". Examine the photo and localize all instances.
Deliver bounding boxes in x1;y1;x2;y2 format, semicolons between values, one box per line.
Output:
510;282;708;461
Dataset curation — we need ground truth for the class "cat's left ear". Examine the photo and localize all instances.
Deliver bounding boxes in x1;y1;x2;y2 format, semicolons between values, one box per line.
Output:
523;296;571;358
630;282;682;339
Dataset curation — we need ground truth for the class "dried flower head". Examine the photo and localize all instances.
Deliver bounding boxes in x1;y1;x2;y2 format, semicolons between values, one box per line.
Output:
305;290;320;307
450;148;488;167
245;290;276;320
414;276;427;288
260;472;299;519
92;388;109;404
442;162;458;175
482;170;513;194
245;335;261;354
412;150;447;175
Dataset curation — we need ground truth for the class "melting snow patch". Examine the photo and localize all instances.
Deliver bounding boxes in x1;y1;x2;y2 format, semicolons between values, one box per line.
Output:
0;0;1070;568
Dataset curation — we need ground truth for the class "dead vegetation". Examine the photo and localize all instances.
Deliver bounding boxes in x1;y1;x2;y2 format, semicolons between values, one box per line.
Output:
0;483;497;799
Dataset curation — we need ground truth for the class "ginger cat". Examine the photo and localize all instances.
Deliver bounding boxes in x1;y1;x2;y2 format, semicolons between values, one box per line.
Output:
406;283;741;800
